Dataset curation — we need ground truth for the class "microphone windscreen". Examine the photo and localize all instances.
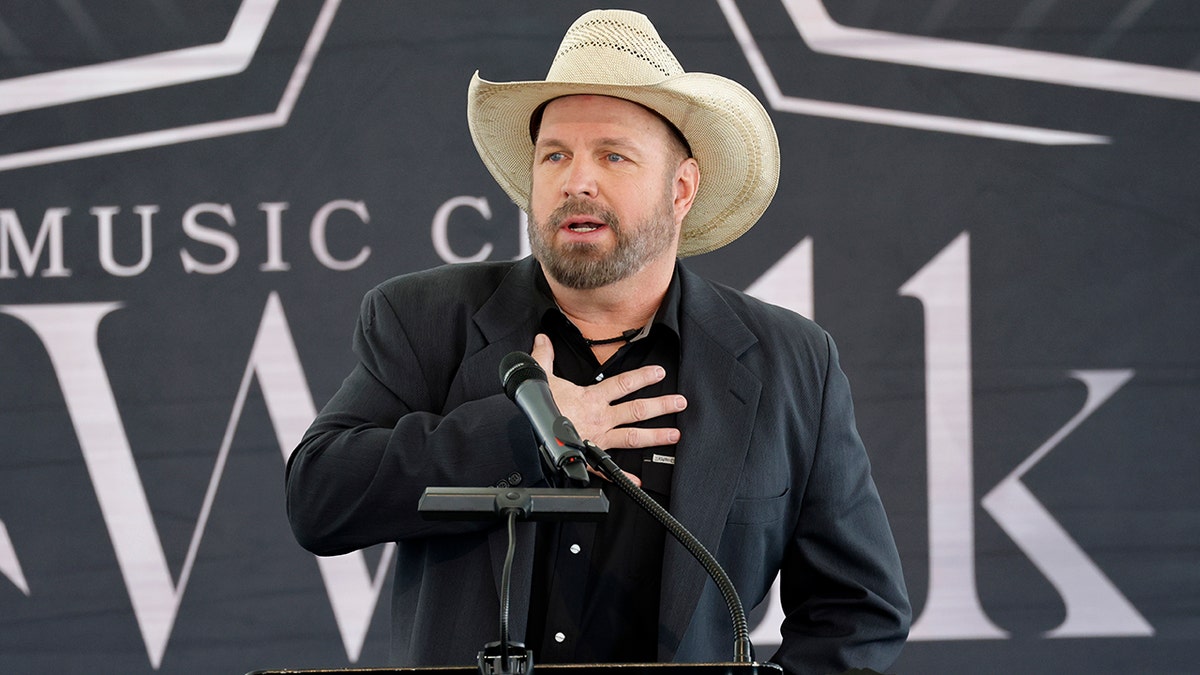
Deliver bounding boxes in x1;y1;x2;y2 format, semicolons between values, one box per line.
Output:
499;351;546;400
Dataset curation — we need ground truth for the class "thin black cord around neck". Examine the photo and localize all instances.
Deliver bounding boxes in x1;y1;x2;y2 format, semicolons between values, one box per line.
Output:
581;327;642;347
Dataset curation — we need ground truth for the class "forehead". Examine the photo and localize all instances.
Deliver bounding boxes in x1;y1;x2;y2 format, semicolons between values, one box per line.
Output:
537;95;672;141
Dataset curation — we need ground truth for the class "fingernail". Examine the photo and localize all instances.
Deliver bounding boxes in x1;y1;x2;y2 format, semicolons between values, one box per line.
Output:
667;430;680;443
675;396;687;410
654;366;666;379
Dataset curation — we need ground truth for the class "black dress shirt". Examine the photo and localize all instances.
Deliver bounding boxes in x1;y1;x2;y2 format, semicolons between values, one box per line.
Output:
526;265;683;664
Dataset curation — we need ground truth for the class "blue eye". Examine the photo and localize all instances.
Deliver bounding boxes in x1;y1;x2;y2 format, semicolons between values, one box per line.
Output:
546;151;565;162
606;153;624;162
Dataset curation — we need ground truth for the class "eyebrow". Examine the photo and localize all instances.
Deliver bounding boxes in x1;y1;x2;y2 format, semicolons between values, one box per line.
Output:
535;136;643;153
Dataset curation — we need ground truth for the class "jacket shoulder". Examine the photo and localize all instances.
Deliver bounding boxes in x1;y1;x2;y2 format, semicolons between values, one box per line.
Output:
370;260;518;308
696;274;831;360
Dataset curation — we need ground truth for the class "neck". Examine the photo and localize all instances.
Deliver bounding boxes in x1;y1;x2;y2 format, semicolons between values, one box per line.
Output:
544;255;675;341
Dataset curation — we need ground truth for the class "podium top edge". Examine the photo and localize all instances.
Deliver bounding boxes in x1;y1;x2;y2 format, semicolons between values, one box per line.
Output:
246;662;783;675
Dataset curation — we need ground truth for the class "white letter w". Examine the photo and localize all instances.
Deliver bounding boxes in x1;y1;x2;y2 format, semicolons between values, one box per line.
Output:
0;295;392;668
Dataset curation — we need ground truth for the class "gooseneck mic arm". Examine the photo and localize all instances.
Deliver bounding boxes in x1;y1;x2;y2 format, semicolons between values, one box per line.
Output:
581;439;755;664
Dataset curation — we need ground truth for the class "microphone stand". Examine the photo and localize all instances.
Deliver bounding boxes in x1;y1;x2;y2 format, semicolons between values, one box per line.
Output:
580;440;755;664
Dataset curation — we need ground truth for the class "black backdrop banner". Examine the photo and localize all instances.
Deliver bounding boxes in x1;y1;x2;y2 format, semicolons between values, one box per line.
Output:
1;2;1197;673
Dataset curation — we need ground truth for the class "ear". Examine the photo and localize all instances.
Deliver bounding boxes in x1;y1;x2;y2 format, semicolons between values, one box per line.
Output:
672;157;700;226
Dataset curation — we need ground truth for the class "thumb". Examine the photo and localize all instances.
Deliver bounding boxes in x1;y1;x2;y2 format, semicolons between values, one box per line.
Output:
530;333;554;374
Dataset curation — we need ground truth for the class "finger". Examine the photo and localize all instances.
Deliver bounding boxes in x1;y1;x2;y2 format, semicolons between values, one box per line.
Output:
610;394;688;426
586;464;643;488
598;364;667;401
601;425;681;450
530;333;554;373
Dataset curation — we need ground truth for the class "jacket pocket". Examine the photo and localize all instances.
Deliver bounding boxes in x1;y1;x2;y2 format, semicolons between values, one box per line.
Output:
726;488;789;524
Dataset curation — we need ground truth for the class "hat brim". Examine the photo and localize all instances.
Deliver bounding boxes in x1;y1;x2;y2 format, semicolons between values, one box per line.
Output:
467;71;779;257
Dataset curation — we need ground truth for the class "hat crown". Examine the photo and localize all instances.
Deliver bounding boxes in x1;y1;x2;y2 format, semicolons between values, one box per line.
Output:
546;10;684;85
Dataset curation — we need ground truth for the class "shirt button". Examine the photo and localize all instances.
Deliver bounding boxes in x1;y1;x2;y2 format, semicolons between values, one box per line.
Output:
554;632;566;643
569;544;581;554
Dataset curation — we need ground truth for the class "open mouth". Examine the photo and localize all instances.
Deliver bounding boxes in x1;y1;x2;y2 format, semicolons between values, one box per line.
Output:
562;216;607;233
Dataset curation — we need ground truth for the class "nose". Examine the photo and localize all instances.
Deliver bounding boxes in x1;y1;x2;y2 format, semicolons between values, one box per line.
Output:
562;156;598;199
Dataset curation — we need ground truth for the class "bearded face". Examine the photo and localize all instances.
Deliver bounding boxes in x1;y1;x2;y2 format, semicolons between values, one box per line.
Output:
527;95;693;291
529;191;676;290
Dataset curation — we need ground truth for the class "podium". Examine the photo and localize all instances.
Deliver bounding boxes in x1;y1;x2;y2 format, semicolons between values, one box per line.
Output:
248;663;784;675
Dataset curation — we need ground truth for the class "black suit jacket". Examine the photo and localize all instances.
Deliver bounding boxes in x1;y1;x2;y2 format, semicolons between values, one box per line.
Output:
286;258;910;674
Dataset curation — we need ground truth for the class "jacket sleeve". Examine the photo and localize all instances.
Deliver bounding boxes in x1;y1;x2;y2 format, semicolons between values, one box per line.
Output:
284;285;546;556
771;331;911;674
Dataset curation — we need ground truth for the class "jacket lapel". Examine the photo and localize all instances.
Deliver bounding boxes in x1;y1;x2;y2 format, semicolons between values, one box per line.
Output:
454;258;543;405
658;266;761;661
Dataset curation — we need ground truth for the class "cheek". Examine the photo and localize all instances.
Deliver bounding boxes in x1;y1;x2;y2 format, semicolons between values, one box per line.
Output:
528;184;553;219
630;176;675;215
530;169;562;205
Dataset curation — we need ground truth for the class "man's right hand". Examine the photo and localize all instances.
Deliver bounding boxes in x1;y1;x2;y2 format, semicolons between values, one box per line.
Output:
530;332;687;457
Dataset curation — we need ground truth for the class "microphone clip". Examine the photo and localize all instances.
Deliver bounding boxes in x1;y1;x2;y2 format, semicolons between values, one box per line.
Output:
545;417;590;486
477;640;533;675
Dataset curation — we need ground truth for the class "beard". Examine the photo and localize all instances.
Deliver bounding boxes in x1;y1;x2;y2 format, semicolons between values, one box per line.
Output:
529;192;677;290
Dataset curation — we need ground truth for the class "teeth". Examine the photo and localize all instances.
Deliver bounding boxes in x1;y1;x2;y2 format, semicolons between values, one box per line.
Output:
569;223;599;232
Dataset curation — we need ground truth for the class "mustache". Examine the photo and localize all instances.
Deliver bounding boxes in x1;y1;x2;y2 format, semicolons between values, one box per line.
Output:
547;198;620;232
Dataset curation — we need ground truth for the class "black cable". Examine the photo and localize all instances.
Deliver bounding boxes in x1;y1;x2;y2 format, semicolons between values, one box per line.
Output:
480;506;531;675
499;508;518;651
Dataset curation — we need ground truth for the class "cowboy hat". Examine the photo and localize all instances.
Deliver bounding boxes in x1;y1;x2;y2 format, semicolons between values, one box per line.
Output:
467;9;780;257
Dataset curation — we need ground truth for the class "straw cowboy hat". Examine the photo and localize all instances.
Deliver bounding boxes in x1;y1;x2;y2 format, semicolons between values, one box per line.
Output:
467;9;780;257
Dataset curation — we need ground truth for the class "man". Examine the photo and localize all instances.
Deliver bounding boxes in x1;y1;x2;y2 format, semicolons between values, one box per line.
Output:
286;9;910;674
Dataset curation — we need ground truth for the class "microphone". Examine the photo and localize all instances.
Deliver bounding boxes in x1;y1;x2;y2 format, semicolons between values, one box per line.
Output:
499;351;590;485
